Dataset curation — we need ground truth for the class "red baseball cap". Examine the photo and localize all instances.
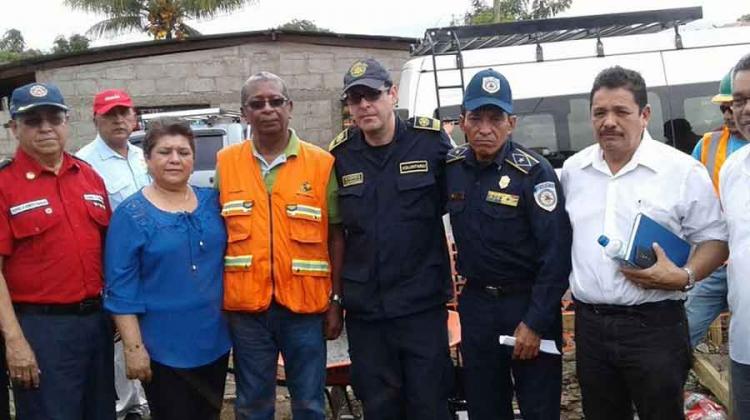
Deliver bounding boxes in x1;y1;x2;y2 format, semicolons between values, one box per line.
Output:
93;89;133;116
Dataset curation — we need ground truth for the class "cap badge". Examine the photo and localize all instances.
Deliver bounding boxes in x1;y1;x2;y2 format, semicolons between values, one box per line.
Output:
29;85;48;98
349;62;367;78
482;77;500;94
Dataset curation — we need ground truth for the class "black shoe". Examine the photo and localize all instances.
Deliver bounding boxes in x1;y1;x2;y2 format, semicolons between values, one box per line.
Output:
124;414;143;420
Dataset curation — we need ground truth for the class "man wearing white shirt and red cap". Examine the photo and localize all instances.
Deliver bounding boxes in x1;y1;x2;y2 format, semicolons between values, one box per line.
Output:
560;66;728;420
718;53;750;419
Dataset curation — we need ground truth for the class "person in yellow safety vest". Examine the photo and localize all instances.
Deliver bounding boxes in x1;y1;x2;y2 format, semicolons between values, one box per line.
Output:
215;71;344;420
685;69;748;348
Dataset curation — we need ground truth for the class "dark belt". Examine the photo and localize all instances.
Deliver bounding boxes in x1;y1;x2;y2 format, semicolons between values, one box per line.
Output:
574;298;683;316
14;297;102;316
466;280;532;297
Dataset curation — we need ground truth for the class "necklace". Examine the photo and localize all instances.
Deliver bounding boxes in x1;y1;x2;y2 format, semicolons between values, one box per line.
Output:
151;183;192;205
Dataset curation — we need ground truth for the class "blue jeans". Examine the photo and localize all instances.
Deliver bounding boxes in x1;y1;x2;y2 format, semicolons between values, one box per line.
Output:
732;359;750;420
228;303;326;420
685;265;728;347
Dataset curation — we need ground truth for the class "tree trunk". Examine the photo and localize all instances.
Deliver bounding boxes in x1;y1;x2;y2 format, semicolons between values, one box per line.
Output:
493;0;502;23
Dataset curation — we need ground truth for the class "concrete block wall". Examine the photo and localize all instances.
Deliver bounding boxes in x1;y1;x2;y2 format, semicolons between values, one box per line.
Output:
0;42;409;156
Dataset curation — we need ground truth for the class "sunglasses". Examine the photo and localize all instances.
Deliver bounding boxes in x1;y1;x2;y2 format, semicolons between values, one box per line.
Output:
245;97;289;110
343;88;388;105
19;113;66;127
720;105;733;114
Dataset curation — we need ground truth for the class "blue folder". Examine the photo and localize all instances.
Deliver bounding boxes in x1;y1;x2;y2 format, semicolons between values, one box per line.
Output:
624;213;692;268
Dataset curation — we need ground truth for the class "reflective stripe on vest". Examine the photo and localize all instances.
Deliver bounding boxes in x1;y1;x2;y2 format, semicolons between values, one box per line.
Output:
700;127;730;194
225;255;253;269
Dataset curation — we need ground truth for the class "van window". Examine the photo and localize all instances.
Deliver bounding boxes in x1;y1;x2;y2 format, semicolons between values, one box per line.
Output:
514;114;557;151
646;92;666;142
568;98;594;152
684;96;723;136
194;134;223;171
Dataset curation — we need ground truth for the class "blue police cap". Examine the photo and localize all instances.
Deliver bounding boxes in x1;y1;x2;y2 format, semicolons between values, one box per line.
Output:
10;82;68;119
463;68;513;114
343;58;393;93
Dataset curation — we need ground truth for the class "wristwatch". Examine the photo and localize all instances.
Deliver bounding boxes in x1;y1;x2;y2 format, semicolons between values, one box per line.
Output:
681;267;696;291
330;294;343;306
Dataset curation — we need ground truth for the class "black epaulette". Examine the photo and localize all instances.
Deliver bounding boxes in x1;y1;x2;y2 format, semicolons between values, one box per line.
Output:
504;145;539;174
446;145;469;164
0;158;12;170
329;128;349;152
410;116;441;132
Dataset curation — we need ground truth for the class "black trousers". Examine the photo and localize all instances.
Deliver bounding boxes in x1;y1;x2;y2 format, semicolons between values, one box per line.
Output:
143;353;229;420
575;299;691;420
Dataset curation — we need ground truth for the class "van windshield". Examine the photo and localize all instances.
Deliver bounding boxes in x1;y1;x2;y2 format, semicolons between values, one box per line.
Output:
194;134;223;171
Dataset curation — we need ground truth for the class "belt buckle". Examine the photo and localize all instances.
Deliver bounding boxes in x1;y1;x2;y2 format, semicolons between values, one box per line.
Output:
78;299;97;313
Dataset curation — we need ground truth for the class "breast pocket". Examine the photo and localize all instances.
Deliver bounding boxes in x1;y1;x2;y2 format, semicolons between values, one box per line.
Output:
479;202;524;245
221;199;254;243
338;184;365;227
397;173;438;220
286;203;323;244
8;204;62;257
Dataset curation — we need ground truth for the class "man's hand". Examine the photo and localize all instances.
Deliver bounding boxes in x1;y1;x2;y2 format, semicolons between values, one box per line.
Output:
124;344;152;382
324;304;343;340
513;322;541;360
5;335;40;389
620;243;688;291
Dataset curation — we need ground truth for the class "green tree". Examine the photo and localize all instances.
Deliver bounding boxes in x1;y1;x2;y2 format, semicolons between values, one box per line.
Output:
53;34;91;54
277;19;331;33
459;0;572;25
64;0;256;40
0;29;26;53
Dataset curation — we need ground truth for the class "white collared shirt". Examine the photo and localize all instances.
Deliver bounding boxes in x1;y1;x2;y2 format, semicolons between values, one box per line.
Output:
561;131;727;306
719;146;750;364
76;135;151;210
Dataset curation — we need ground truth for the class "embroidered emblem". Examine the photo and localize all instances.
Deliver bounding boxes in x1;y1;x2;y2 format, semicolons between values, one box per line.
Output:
499;175;511;189
349;62;367;78
482;77;500;94
300;181;312;193
447;146;468;163
83;194;106;209
399;160;429;175
486;191;519;207
413;116;440;131
29;85;48;98
533;181;558;212
342;172;364;187
10;199;49;216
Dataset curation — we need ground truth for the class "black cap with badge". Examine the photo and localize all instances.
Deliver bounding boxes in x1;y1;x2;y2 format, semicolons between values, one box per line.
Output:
343;58;393;93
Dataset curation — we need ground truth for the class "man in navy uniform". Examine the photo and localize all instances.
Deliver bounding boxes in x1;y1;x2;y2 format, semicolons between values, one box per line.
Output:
329;58;454;420
445;68;572;419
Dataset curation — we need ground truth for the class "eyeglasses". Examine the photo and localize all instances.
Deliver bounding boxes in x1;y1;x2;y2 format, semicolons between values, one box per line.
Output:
343;88;387;105
720;105;733;114
244;97;289;110
732;96;750;111
19;113;66;127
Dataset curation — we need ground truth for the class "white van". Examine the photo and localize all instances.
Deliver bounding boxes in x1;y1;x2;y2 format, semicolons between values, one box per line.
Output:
398;7;750;166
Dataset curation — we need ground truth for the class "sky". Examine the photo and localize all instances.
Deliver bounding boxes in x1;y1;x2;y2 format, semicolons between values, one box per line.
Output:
1;0;749;52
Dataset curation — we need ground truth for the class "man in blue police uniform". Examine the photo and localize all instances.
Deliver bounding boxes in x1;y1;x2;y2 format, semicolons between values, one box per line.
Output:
446;68;572;419
329;58;454;420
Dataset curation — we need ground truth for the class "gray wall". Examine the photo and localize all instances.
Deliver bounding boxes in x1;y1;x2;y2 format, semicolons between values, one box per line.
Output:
0;41;409;156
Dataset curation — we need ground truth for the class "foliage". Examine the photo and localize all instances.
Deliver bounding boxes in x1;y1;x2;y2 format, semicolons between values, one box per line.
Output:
277;19;331;33
0;29;25;53
52;34;91;54
64;0;256;40
458;0;572;25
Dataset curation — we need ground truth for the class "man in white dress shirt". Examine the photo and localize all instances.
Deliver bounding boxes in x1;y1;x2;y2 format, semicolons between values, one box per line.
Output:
76;89;150;420
560;66;728;420
718;53;750;419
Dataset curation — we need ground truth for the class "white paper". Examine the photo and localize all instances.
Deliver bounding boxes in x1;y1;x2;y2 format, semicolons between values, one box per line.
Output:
498;335;561;355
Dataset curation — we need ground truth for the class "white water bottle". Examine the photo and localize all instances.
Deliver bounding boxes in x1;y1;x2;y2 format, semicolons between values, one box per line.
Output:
598;235;630;266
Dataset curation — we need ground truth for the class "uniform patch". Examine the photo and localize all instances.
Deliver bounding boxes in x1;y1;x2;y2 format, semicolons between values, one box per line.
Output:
499;175;511;189
486;191;519;207
349;62;367;78
413;116;441;131
329;128;349;151
84;194;106;209
533;181;558;212
482;77;501;94
505;149;539;174
10;199;49;216
29;85;48;98
342;172;364;187
446;146;468;163
449;192;465;201
399;160;429;174
299;181;312;193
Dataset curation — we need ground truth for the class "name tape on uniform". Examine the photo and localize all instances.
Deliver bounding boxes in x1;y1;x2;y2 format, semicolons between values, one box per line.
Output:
399;160;429;175
342;172;364;187
10;199;49;216
83;194;105;205
486;191;519;207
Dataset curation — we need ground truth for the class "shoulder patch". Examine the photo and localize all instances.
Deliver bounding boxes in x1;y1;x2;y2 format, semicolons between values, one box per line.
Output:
0;158;12;170
446;145;469;164
328;128;349;152
412;116;441;132
504;148;539;174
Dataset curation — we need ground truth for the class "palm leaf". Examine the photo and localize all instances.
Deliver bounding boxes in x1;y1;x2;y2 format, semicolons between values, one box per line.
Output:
181;0;256;19
65;0;144;15
180;23;203;37
86;15;147;39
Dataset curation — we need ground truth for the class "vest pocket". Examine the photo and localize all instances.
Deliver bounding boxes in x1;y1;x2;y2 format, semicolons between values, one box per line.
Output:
286;204;323;243
222;200;253;242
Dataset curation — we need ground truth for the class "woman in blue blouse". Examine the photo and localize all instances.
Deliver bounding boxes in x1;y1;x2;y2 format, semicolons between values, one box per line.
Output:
104;123;231;420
